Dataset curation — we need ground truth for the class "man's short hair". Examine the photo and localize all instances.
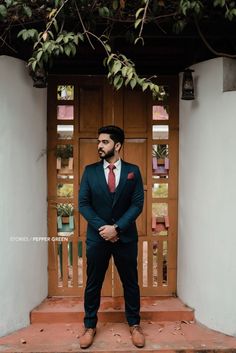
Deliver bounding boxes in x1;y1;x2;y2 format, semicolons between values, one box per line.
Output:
98;125;125;146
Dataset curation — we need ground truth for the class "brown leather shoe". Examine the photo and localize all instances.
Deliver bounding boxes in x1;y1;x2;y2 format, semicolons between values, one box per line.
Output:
79;328;96;349
130;325;145;348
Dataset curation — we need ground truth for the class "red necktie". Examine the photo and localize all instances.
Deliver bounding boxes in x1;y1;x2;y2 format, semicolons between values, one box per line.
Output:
108;164;116;193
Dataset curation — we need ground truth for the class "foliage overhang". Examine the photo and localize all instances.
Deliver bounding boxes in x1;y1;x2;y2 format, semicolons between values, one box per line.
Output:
1;0;236;96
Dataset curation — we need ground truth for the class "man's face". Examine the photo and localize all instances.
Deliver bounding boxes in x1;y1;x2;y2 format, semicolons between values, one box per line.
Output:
97;133;119;160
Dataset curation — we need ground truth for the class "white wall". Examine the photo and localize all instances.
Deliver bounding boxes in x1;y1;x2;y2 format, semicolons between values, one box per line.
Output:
0;56;48;337
178;57;236;336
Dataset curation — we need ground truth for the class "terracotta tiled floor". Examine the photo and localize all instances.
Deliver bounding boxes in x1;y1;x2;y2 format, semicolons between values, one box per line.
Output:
1;298;236;352
1;321;236;353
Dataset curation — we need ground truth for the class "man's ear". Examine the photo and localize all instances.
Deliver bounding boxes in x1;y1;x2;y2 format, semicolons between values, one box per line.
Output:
115;142;121;152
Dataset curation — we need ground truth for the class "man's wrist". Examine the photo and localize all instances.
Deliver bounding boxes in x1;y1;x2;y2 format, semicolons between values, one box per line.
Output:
113;224;121;234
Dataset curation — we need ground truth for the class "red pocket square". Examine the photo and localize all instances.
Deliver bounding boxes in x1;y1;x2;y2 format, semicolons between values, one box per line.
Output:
127;172;135;180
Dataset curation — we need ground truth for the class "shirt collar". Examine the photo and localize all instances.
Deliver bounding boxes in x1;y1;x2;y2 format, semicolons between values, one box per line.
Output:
103;158;121;170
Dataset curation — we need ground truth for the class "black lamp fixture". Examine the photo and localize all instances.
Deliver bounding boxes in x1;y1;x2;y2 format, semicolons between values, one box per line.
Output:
28;66;48;88
181;68;195;100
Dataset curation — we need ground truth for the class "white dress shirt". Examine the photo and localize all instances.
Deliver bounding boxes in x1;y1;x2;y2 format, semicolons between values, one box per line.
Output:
103;159;121;188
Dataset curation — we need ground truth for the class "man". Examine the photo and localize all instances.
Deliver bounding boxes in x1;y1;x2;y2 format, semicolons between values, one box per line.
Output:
79;125;145;349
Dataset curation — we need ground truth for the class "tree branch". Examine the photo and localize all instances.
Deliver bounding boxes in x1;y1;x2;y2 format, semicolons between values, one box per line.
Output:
138;0;150;39
74;1;95;50
194;17;236;58
34;0;70;48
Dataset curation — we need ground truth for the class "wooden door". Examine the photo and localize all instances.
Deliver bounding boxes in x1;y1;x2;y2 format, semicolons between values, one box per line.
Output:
47;75;178;296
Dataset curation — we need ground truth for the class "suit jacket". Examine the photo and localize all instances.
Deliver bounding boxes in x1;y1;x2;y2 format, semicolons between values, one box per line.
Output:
79;160;144;243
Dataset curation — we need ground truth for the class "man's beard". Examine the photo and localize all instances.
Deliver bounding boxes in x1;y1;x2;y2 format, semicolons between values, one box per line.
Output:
98;146;115;160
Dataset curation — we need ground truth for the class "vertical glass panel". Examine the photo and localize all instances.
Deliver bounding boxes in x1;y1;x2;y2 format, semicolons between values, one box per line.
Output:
152;202;168;217
152;125;169;140
152;144;169;178
57;105;74;120
57;85;74;100
153;105;169;120
163;240;168;286
57;125;74;139
57;241;63;287
152;183;168;198
57;183;73;197
143;241;148;287
57;203;74;235
68;241;73;287
152;203;169;236
56;145;74;179
153;240;158;287
78;240;83;287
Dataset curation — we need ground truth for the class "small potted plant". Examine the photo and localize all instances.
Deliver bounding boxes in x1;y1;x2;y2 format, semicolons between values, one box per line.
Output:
152;145;169;175
56;203;74;231
56;145;73;172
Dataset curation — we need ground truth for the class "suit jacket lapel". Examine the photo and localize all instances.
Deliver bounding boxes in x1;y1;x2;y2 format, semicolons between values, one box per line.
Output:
96;162;111;204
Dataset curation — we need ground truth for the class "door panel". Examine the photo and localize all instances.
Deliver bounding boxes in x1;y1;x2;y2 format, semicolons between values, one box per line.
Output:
79;87;102;133
47;76;178;297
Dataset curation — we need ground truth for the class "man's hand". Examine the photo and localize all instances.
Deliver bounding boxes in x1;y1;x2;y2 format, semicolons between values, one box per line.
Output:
99;225;119;242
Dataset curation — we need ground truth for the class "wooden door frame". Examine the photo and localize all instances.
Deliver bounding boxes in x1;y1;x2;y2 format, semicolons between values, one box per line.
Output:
47;75;179;297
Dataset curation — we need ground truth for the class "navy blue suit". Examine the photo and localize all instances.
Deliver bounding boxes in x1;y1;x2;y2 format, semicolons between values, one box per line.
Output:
79;160;144;328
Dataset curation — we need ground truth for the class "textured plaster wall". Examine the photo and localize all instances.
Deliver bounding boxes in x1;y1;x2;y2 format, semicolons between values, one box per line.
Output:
0;56;48;337
178;57;236;336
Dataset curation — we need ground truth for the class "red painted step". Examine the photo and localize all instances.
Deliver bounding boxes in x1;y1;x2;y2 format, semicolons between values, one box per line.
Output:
30;296;194;324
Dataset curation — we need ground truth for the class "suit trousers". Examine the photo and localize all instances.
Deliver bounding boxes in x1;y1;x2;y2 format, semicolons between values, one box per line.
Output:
84;240;140;328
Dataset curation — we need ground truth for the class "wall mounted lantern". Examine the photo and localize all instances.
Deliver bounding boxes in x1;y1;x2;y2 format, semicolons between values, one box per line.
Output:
181;68;195;100
28;66;48;88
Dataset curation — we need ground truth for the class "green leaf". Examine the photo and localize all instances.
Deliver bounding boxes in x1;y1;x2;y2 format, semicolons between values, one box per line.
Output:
5;0;13;8
127;67;134;80
134;18;142;29
73;35;79;45
69;42;76;56
142;82;149;91
115;77;124;90
135;7;145;19
36;50;43;61
23;5;32;18
78;33;84;41
64;35;69;44
107;53;115;64
43;41;51;51
98;6;110;17
22;31;29;41
112;60;122;74
104;43;111;53
112;0;118;10
48;31;54;39
32;60;37;71
28;29;38;39
65;44;71;56
17;29;26;38
114;74;121;86
0;5;7;17
121;66;128;77
53;19;59;32
125;76;131;86
55;34;64;43
130;78;137;89
213;0;225;6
